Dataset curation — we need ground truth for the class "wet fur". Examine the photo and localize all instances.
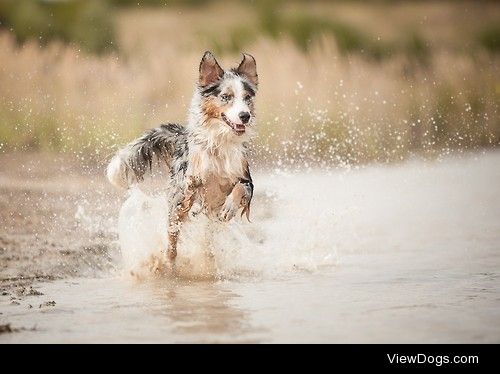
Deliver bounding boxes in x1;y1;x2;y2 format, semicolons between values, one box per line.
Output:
107;52;257;264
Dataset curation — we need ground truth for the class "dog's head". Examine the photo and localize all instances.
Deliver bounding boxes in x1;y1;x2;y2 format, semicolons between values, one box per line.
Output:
197;51;258;137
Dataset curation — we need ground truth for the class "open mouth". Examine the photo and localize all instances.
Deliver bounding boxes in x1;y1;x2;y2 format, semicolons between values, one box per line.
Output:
221;113;246;135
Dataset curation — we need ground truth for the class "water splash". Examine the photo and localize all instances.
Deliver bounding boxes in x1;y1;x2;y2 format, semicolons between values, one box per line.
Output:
117;173;340;280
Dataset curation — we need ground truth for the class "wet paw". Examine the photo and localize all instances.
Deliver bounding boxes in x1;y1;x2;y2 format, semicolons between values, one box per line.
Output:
218;199;237;222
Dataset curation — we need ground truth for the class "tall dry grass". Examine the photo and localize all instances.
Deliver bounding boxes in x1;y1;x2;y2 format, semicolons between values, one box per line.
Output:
0;3;499;168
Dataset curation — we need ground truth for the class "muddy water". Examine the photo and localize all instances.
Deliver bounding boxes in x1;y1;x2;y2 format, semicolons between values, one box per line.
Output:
1;152;500;343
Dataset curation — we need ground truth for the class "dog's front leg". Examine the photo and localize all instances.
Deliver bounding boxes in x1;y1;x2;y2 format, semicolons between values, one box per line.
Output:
218;179;254;222
166;177;199;263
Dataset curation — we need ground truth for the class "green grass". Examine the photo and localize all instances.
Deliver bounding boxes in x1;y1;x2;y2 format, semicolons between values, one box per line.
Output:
207;3;429;63
478;25;500;54
0;0;116;54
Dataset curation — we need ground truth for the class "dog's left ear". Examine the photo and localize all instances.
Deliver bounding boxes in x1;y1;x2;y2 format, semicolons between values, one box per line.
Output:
237;53;258;86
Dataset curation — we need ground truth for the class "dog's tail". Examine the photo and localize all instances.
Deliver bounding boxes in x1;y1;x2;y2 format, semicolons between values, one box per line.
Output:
106;123;186;189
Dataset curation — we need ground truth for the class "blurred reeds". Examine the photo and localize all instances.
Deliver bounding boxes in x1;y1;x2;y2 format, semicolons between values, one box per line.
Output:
0;0;499;167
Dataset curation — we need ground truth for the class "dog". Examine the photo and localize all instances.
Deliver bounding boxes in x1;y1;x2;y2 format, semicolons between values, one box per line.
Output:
106;51;258;264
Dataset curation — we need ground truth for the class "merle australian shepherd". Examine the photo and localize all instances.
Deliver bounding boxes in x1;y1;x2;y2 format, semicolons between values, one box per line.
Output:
106;51;258;264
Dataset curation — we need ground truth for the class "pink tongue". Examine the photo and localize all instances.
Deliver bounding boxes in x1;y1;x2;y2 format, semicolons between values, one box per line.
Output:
235;124;245;131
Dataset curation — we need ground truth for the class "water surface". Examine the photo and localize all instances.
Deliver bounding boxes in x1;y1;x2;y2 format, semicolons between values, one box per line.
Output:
1;152;500;343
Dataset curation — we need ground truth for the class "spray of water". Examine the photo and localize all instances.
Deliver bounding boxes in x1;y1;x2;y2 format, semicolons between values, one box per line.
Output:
117;171;340;281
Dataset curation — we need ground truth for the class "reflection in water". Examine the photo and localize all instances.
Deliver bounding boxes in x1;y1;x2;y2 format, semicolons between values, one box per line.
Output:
150;279;264;343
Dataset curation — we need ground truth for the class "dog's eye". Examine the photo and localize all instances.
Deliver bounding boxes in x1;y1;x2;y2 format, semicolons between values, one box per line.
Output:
220;94;232;102
244;95;252;103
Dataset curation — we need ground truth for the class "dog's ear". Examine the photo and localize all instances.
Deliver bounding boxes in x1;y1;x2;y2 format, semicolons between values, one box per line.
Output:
236;53;258;86
199;51;224;87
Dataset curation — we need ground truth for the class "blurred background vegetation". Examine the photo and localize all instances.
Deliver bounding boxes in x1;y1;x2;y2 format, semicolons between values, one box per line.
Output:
0;0;499;167
3;0;499;57
0;0;116;54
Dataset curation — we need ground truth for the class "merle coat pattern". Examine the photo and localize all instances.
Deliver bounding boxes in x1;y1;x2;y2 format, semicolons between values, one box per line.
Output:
107;52;258;263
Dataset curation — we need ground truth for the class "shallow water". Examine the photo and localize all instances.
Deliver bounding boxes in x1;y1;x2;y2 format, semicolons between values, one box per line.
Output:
2;152;500;343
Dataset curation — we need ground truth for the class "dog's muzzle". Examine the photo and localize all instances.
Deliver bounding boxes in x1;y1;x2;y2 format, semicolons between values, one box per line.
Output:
221;113;246;135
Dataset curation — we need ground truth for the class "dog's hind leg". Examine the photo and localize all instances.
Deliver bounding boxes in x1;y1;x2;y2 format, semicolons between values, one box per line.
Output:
165;177;199;263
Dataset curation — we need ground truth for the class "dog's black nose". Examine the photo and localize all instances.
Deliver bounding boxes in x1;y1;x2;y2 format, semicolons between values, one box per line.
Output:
239;112;251;124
